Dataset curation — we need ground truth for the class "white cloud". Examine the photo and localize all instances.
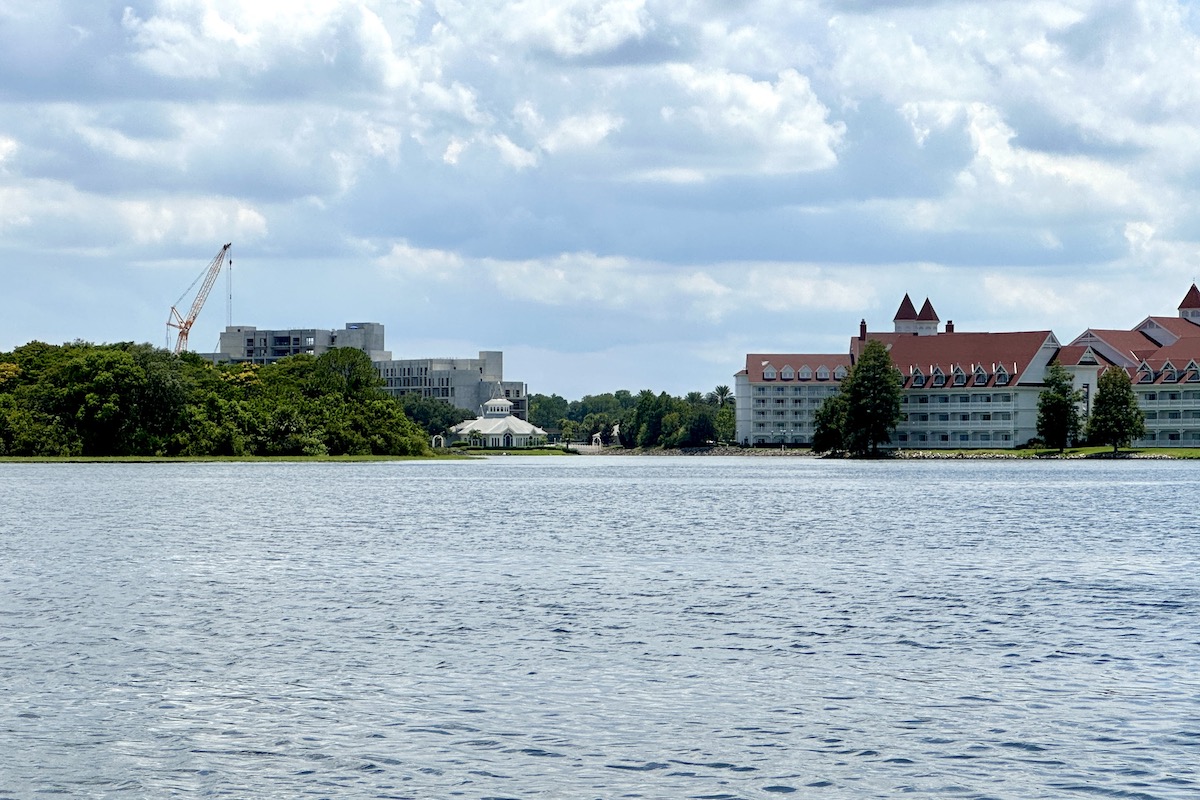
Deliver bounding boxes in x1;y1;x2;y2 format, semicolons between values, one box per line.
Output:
539;112;623;153
492;134;538;169
492;0;651;58
118;197;267;245
375;240;465;278
665;65;844;174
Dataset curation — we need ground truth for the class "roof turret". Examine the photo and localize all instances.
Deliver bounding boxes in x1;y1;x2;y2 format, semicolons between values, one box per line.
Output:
894;293;918;321
917;298;940;322
1179;284;1200;310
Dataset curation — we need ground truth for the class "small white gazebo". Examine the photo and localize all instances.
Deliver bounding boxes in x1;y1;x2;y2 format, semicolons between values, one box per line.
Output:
450;397;547;448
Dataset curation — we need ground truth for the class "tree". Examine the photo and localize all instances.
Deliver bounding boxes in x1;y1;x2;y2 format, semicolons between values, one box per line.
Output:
714;403;735;443
310;347;383;399
811;393;848;455
1037;360;1084;452
706;385;734;407
842;340;903;456
559;419;577;448
1086;366;1145;453
528;393;569;429
399;393;473;437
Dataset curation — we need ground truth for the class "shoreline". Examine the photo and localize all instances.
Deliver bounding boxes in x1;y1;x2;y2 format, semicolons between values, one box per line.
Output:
579;445;1189;459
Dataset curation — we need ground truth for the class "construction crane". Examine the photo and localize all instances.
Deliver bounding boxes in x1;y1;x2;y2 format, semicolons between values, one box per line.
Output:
166;243;232;354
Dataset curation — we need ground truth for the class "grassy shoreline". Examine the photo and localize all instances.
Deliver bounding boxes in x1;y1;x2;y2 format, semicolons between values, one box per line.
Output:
4;446;1198;462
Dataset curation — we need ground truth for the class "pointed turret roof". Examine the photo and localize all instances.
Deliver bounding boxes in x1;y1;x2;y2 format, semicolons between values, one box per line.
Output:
894;293;918;321
917;298;940;322
1179;284;1200;310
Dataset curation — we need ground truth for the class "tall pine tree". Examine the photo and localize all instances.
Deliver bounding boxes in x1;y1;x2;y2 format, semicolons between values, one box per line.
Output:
1086;367;1145;453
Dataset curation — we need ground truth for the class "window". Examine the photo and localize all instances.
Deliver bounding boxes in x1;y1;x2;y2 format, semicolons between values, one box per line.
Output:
799;366;812;380
932;375;946;387
1144;392;1157;401
781;366;795;380
996;373;1009;385
953;371;967;386
974;370;988;386
912;374;926;387
817;367;830;380
764;367;777;380
834;366;848;380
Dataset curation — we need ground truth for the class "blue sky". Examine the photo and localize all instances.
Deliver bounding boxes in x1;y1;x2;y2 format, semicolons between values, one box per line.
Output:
4;1;1200;398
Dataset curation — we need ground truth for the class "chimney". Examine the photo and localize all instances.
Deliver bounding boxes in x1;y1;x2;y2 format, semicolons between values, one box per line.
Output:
945;320;955;334
859;319;867;341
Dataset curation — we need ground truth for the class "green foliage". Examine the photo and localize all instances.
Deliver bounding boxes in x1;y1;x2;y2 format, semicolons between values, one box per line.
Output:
0;341;428;458
811;393;848;455
842;340;903;456
399;393;474;437
706;385;734;407
1086;367;1145;453
1037;360;1084;452
714;403;735;443
528;393;569;429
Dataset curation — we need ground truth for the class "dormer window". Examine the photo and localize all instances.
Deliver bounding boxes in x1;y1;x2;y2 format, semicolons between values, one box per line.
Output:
834;366;847;380
763;366;777;380
816;366;830;381
798;366;812;380
932;374;946;387
912;374;926;388
995;368;1009;386
953;369;967;386
781;366;795;380
974;368;988;386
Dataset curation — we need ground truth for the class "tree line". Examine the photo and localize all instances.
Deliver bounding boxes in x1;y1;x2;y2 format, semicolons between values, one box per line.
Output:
528;386;736;448
810;340;1147;456
0;341;429;457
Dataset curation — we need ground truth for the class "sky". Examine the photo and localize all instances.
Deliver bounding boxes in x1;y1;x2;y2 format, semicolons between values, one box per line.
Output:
4;1;1200;399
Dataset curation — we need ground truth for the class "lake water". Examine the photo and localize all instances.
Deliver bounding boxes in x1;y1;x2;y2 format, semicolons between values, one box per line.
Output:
1;456;1198;799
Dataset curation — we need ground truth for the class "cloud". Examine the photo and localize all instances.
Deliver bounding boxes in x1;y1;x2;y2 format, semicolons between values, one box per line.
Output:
664;65;845;175
7;0;1200;398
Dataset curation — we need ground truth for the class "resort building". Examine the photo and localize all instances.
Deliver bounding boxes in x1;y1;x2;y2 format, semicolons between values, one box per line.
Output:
734;355;851;446
210;322;528;421
852;300;1060;449
1063;285;1200;446
449;396;546;448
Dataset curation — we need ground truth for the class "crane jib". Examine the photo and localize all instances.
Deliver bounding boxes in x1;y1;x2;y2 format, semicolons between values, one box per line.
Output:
167;243;232;354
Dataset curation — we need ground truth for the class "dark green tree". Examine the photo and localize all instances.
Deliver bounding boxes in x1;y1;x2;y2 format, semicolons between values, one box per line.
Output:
842;340;903;456
1086;367;1145;453
528;393;569;429
714;402;735;443
1037;360;1084;452
811;393;848;455
310;347;383;398
399;393;473;437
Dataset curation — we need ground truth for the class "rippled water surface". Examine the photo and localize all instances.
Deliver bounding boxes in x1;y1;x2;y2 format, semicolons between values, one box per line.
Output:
2;456;1199;799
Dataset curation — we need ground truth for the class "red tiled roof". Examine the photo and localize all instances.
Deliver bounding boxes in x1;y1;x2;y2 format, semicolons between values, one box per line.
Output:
1138;337;1200;369
1179;284;1200;310
916;298;939;322
1142;316;1200;341
852;330;1055;385
893;293;918;321
1073;329;1161;363
744;353;853;382
1054;345;1112;367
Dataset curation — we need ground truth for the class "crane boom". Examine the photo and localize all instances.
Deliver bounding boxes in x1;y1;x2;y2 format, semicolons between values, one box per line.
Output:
167;243;232;354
